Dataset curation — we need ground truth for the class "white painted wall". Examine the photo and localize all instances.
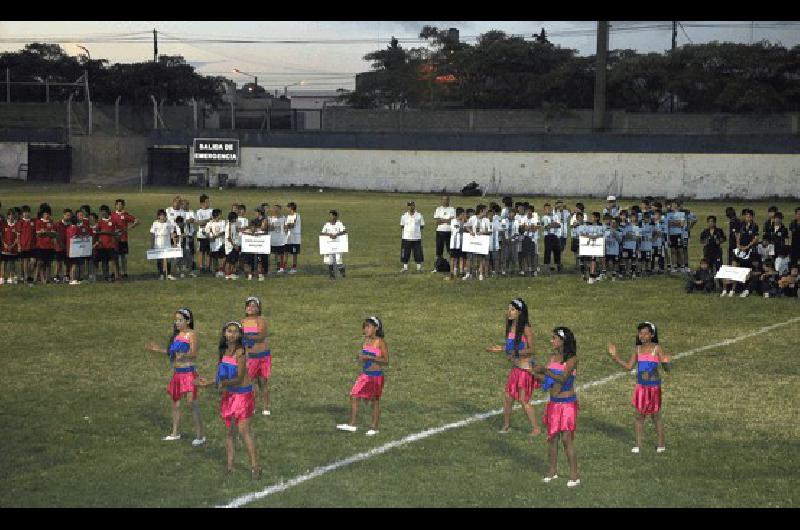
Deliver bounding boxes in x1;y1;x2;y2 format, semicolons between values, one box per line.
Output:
0;142;28;180
211;148;800;199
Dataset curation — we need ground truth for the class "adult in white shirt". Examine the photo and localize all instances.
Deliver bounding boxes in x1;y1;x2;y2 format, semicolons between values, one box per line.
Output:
321;209;347;279
180;198;197;277
195;194;213;273
400;201;425;272
433;195;456;271
285;201;302;274
165;195;184;224
541;203;563;273
150;209;177;280
554;200;571;254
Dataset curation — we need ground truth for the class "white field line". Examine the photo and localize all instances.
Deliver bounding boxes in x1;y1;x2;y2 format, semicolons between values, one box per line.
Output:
218;315;800;508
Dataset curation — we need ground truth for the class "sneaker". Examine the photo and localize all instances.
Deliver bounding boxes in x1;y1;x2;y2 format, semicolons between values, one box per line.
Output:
69;280;79;285
542;475;558;483
180;273;185;278
288;269;297;275
656;446;666;453
159;275;166;281
0;278;4;285
587;277;594;284
567;479;581;488
189;272;197;278
478;274;484;281
631;446;640;454
229;274;239;280
191;437;206;447
519;271;526;276
258;274;265;282
216;271;225;278
162;434;181;441
278;268;285;274
262;410;271;416
336;424;357;432
462;273;471;281
740;289;749;298
365;429;379;437
167;275;176;280
247;274;253;281
401;267;408;273
764;293;770;298
727;290;734;297
416;265;423;272
720;290;728;297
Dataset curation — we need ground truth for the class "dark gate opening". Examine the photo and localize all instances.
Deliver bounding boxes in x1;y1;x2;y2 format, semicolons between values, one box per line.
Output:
147;146;189;186
27;143;72;183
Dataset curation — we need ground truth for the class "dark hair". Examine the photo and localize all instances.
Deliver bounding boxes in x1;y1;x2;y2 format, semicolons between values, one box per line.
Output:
115;199;125;206
492;204;501;214
363;316;385;338
543;202;551;208
653;201;663;209
506;299;530;355
707;215;717;222
476;204;487;214
199;194;209;202
591;211;601;221
88;212;98;221
576;202;585;210
465;208;475;215
21;205;31;213
768;205;778;213
238;204;247;212
227;211;238;222
329;209;338;217
175;216;184;224
774;212;783;220
575;211;584;217
602;213;611;221
211;208;221;218
287;201;297;210
700;257;709;264
553;326;577;362
636;322;659;345
763;259;775;269
99;205;110;213
80;204;91;215
63;208;73;215
38;203;52;217
218;322;244;362
455;206;465;216
168;308;194;363
502;196;513;206
156;208;167;217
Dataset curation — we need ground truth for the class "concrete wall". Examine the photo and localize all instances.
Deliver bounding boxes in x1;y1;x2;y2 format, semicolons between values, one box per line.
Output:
0;142;27;179
215;148;800;199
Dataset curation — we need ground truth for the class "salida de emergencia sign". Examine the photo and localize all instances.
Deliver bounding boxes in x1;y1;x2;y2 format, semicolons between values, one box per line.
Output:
193;138;240;166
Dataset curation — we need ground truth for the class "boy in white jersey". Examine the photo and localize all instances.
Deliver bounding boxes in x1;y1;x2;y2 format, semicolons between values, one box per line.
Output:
461;208;477;280
285;202;302;274
476;204;492;281
448;207;466;280
268;205;287;273
490;204;503;277
321;210;347;279
195;194;213;274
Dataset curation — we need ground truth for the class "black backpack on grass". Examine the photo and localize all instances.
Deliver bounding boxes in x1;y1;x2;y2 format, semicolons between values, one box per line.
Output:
435;256;451;273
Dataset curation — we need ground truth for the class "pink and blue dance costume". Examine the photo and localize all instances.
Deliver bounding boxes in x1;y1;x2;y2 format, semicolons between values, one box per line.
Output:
217;355;255;427
350;344;384;400
243;325;272;379
633;347;662;415
541;361;578;439
504;331;540;401
166;335;197;401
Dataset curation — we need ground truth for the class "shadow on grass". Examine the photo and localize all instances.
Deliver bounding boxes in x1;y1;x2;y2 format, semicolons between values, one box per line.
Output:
581;416;630;444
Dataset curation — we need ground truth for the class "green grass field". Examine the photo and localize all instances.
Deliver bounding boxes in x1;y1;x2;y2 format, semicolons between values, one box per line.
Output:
0;181;797;507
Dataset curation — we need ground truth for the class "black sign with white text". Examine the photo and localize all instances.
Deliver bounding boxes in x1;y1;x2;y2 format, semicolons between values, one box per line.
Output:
192;138;240;166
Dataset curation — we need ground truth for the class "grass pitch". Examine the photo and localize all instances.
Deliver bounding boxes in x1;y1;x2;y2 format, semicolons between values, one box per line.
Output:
0;182;797;507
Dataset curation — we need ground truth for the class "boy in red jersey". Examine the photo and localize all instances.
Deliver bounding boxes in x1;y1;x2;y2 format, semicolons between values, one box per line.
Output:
17;205;36;284
95;205;120;282
1;208;20;284
111;198;139;280
34;203;57;284
54;208;72;283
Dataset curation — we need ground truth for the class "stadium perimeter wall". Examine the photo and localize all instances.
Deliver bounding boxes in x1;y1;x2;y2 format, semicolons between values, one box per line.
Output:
0;142;27;179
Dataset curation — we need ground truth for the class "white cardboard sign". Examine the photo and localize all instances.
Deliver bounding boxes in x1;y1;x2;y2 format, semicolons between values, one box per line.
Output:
579;236;605;257
462;234;490;255
714;265;751;283
146;247;183;260
319;234;349;254
68;237;93;258
241;234;271;254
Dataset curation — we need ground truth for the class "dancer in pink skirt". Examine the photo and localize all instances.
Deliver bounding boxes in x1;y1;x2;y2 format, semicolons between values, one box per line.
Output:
145;307;206;446
532;326;580;487
608;321;671;454
240;296;272;416
486;298;541;437
197;321;261;477
337;316;389;436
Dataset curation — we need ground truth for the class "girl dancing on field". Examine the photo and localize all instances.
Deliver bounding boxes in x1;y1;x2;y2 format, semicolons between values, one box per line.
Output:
197;321;261;477
241;296;272;416
608;321;671;454
337;316;389;436
486;298;541;437
145;307;206;446
532;327;580;487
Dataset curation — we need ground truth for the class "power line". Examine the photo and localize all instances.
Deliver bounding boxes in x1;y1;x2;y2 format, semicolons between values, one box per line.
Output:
678;22;694;44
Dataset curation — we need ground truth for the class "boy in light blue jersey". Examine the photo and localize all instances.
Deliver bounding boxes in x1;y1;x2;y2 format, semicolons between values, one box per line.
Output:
571;212;587;278
666;199;686;273
620;210;640;279
650;209;667;274
681;202;697;272
604;216;622;281
638;212;654;276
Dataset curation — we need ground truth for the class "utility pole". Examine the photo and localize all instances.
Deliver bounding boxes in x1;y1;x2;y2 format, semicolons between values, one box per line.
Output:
592;21;609;132
6;68;10;103
153;29;158;62
671;21;677;112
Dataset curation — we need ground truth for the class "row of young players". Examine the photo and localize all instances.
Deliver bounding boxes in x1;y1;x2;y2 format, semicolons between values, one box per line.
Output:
0;200;138;285
150;196;303;281
146;297;670;486
444;198;699;283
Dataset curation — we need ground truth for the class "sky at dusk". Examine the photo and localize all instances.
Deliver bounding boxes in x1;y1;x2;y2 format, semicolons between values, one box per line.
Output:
1;21;798;92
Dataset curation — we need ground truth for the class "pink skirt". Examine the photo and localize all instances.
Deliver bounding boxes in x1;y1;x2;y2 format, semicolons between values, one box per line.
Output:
350;373;384;400
632;384;662;416
220;390;255;427
505;367;540;402
247;355;272;380
167;371;197;402
542;400;579;440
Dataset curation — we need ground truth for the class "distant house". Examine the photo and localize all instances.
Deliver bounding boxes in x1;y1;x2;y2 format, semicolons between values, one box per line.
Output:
287;89;351;130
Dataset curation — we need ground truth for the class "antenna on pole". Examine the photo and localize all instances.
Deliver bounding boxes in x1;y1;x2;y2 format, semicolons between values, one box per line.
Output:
153;29;158;62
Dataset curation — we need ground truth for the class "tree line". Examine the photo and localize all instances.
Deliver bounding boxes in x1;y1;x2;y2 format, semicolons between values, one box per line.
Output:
346;26;800;113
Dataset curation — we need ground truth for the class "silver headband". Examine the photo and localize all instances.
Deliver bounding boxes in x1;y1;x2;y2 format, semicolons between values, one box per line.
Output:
245;296;261;308
510;299;524;311
177;308;192;321
367;316;381;328
557;329;565;339
644;321;656;334
224;321;242;329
